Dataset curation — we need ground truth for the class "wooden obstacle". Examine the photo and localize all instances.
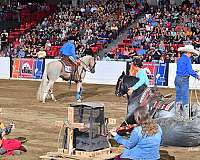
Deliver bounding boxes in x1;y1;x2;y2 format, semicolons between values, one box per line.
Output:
40;103;118;160
40;147;120;160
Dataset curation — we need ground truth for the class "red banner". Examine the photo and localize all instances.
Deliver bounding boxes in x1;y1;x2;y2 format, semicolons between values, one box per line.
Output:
142;62;157;86
20;59;34;78
12;59;20;78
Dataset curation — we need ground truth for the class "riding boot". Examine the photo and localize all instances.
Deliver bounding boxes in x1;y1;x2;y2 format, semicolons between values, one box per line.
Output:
182;104;190;120
175;102;183;120
175;102;182;117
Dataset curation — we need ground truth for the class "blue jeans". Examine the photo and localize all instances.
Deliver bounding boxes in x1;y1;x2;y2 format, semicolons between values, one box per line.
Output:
174;75;189;106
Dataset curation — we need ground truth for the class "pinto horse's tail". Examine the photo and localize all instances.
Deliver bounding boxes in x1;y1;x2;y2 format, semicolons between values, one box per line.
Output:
37;70;48;101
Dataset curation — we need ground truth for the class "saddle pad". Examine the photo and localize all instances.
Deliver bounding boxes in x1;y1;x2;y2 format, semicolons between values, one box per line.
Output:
64;66;72;73
159;100;175;111
139;88;151;105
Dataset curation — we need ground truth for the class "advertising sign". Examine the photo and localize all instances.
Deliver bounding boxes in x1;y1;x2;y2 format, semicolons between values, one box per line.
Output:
33;59;44;79
12;58;21;78
20;59;34;78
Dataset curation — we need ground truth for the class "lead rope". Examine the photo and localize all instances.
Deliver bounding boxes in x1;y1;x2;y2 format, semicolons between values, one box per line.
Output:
190;78;200;119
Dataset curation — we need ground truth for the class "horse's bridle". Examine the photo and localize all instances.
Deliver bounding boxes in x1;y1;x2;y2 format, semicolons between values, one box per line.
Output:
116;76;125;96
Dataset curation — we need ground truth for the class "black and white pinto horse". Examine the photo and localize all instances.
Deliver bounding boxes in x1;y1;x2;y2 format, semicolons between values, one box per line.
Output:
115;71;176;124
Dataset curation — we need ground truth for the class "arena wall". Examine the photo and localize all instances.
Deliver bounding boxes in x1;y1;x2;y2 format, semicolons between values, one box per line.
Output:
1;57;200;89
0;57;10;79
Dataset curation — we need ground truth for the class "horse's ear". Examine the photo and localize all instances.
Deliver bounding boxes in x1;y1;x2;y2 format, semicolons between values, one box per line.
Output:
122;71;125;76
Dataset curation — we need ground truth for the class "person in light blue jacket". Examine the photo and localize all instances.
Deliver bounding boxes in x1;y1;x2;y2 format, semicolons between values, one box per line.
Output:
128;58;149;96
110;107;162;160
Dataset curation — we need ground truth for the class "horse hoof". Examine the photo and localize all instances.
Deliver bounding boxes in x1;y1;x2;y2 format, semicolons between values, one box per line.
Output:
54;99;57;102
42;102;45;104
77;99;81;103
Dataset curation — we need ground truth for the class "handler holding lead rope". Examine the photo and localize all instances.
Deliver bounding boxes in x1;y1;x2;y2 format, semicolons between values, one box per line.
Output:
175;45;200;119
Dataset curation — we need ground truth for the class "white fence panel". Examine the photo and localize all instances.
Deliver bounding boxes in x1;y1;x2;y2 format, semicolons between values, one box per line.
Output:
84;61;127;85
168;63;200;89
0;57;10;79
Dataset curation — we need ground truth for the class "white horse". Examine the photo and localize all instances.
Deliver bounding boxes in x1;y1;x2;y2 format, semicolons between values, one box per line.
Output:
37;55;96;103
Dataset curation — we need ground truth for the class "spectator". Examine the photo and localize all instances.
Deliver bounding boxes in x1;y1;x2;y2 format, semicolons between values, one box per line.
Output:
136;45;146;56
37;47;46;59
17;48;26;58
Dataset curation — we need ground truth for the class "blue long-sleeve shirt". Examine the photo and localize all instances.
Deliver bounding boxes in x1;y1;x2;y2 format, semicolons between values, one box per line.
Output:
114;126;162;160
60;42;76;60
176;54;198;78
132;68;149;90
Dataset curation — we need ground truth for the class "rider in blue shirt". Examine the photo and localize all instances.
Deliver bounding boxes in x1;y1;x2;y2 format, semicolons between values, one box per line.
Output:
60;37;77;62
110;107;162;160
60;36;80;75
128;58;149;95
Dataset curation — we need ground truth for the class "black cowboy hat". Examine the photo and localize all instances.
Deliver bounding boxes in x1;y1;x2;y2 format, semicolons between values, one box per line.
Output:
67;35;78;42
132;58;143;67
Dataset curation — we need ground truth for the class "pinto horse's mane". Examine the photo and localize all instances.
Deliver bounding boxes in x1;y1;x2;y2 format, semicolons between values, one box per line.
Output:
123;75;139;89
116;73;139;96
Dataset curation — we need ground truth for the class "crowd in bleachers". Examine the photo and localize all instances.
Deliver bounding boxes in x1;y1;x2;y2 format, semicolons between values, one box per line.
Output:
107;1;200;63
1;0;199;64
0;0;143;59
0;2;56;56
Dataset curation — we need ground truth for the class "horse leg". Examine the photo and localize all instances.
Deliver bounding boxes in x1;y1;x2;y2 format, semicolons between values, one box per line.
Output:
49;81;57;102
76;82;82;102
42;80;54;103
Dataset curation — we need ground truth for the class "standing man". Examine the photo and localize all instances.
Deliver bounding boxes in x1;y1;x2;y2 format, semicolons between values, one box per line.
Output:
175;45;200;119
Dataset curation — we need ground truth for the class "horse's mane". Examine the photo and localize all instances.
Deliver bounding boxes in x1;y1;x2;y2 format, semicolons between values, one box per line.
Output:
123;75;139;89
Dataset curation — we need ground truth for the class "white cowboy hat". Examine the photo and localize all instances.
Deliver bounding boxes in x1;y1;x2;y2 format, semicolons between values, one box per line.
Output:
178;45;200;56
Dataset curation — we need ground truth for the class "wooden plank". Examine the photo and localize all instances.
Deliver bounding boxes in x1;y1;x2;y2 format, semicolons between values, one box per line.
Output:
67;107;74;155
40;152;118;160
40;147;119;160
55;121;85;129
75;148;111;157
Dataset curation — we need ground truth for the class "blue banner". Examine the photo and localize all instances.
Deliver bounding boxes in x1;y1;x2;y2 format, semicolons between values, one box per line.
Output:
33;59;44;79
155;63;167;86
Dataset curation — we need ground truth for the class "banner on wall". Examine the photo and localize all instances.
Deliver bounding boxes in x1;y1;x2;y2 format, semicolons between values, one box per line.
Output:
155;63;167;86
142;62;157;86
12;59;21;78
129;62;168;86
33;59;44;79
20;59;34;78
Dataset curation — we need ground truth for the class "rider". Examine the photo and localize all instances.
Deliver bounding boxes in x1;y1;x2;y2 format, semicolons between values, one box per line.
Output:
60;36;80;77
128;58;149;96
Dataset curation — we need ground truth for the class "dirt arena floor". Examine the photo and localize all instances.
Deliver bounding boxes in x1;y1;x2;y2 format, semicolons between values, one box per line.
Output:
0;79;200;160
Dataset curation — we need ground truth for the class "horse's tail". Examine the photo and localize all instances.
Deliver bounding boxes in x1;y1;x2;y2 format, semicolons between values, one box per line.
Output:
37;70;48;101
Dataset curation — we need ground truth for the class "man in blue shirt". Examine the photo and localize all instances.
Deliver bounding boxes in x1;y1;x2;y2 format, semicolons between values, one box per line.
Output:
175;45;200;119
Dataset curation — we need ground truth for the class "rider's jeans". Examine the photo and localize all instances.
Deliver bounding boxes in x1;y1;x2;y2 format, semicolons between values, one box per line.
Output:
174;75;189;106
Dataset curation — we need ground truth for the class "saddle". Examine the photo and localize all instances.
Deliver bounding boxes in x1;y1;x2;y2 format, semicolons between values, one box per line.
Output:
60;57;78;81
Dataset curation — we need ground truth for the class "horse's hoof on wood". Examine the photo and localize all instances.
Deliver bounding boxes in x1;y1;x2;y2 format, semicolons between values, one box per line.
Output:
54;99;57;102
77;99;81;103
